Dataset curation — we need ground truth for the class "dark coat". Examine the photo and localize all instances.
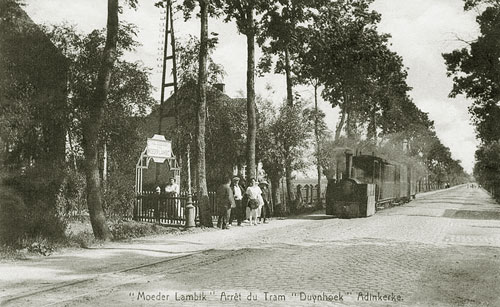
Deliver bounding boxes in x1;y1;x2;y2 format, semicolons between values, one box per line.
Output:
260;186;270;204
230;183;245;201
216;183;235;213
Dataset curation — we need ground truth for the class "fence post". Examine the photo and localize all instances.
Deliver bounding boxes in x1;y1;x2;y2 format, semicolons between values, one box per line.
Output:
155;194;160;224
133;194;138;221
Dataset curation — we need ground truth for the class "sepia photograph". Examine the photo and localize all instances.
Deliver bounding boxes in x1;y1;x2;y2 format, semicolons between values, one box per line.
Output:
1;0;500;306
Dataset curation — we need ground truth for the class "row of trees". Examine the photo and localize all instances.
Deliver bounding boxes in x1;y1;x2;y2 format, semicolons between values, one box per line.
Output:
444;0;500;199
180;0;469;224
1;0;468;241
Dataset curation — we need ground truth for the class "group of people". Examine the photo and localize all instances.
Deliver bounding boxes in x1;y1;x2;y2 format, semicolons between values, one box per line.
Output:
216;176;271;229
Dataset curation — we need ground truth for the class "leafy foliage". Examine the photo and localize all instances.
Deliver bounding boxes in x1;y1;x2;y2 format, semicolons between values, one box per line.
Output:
443;5;500;143
257;98;313;211
474;141;500;198
176;35;225;87
108;220;179;240
0;183;27;245
257;0;325;79
0;2;69;244
160;81;246;191
44;23;155;219
445;1;500;193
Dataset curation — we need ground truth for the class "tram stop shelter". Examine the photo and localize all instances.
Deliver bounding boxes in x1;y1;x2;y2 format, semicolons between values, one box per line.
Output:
135;134;180;194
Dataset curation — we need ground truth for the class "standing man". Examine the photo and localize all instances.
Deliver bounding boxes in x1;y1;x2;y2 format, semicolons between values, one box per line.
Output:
216;177;235;229
230;177;244;226
259;181;270;224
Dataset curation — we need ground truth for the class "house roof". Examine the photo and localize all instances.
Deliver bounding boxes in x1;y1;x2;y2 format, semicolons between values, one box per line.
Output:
159;82;245;118
0;0;68;64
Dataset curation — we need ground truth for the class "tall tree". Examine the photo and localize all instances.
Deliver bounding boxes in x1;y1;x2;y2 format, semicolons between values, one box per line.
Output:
196;0;212;226
303;0;386;141
220;0;270;180
80;0;139;240
258;0;323;106
303;105;329;204
443;3;500;144
444;0;500;194
46;23;156;217
257;98;312;213
179;0;223;226
258;1;324;207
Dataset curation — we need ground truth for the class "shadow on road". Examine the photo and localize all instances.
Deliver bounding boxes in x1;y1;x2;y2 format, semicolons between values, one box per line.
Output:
286;212;335;220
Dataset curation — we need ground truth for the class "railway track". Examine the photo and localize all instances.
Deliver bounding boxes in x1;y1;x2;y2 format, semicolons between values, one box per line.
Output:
1;250;215;306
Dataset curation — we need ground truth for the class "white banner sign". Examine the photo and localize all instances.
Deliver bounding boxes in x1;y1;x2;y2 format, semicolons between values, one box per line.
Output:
147;134;172;163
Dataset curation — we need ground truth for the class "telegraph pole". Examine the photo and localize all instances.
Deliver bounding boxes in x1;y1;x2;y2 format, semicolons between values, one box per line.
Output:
158;0;178;134
155;0;178;184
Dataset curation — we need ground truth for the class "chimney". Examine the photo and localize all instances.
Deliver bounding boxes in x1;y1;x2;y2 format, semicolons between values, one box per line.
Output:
214;83;225;93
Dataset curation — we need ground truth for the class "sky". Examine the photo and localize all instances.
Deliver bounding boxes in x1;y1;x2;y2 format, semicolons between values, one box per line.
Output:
24;0;480;173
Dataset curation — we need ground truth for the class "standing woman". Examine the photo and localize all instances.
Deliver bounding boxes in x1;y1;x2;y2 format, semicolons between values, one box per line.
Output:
245;178;262;226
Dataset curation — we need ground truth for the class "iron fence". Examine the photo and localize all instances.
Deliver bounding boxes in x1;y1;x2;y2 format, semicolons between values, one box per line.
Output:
134;191;217;226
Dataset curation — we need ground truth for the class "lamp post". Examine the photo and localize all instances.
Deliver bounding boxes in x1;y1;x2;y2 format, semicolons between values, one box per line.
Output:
185;143;196;228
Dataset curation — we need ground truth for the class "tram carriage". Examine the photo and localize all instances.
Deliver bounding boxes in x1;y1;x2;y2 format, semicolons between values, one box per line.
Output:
326;150;418;218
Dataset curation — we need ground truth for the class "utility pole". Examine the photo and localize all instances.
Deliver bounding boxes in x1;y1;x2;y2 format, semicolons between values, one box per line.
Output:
154;0;194;226
155;0;178;184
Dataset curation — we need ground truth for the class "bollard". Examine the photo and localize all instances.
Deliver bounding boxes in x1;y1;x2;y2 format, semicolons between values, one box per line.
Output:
184;143;196;228
185;193;196;228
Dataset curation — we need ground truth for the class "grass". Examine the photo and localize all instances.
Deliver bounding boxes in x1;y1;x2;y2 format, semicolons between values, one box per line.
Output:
0;217;186;260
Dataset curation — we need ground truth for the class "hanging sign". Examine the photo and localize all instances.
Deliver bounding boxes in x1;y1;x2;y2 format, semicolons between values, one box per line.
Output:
147;134;172;163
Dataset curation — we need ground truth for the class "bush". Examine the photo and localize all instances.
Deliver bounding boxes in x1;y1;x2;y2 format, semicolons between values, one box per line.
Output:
56;169;86;218
108;219;179;241
103;171;135;218
0;244;28;261
67;230;96;248
3;166;67;243
25;239;54;256
0;185;27;246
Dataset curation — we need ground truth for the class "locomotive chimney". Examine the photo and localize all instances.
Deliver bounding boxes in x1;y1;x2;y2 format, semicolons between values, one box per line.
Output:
345;150;353;178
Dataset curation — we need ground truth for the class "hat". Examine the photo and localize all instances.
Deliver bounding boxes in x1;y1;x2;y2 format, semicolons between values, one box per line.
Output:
232;176;240;181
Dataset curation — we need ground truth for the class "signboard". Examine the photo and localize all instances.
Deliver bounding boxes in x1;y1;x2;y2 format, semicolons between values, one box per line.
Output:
147;134;172;163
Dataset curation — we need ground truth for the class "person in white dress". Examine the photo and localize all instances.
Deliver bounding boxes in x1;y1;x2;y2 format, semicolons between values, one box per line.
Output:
164;178;181;218
245;178;262;226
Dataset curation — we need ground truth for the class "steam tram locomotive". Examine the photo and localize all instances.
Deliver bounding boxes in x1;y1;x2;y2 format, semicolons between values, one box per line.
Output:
326;150;418;218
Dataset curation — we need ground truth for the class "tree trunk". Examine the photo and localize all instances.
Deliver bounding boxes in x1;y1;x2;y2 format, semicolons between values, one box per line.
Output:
82;0;119;241
102;140;107;184
284;47;293;107
285;160;294;213
197;0;212;227
370;103;377;145
68;129;77;171
270;175;280;215
314;83;321;206
245;7;257;180
335;106;346;141
346;108;354;139
284;46;294;210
